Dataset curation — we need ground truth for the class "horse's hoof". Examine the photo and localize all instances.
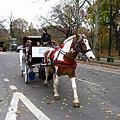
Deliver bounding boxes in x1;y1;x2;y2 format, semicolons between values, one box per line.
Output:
54;96;60;100
73;102;80;108
44;82;48;86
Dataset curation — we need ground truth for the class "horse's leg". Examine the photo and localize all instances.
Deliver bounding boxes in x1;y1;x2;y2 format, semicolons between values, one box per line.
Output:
44;66;49;86
54;74;60;100
52;73;56;88
70;77;80;107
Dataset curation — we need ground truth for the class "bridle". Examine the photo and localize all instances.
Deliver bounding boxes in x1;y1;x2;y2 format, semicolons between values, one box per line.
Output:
74;35;92;61
75;35;92;54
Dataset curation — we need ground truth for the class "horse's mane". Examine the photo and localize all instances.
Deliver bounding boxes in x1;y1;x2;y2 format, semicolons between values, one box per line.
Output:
63;35;75;44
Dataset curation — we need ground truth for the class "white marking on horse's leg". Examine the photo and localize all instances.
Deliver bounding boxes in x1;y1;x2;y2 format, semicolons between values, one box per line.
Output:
70;77;79;103
52;73;56;87
44;67;49;85
54;75;60;97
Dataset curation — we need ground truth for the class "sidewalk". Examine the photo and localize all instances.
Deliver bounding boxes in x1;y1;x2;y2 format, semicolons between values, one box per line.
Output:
77;57;120;70
94;57;120;67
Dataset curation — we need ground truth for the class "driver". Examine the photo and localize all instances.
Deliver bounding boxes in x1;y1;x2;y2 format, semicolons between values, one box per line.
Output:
41;28;51;46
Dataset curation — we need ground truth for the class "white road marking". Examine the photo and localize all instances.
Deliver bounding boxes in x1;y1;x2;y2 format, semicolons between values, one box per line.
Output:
5;92;50;120
76;78;100;87
20;92;50;120
5;92;20;120
9;86;17;90
4;78;9;82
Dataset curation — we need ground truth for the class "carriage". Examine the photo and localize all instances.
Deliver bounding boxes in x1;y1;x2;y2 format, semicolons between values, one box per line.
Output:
20;36;52;84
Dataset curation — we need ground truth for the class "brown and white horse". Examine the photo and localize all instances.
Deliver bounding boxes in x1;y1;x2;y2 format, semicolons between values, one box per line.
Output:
44;34;95;107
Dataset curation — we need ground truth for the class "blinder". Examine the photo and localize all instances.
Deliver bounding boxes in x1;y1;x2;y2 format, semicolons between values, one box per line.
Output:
74;36;92;61
75;36;92;54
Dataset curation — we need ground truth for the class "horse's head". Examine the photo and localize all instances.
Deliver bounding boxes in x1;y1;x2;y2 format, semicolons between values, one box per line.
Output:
75;34;95;61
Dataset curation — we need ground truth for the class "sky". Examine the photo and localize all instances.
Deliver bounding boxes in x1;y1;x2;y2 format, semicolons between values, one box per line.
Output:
0;0;58;29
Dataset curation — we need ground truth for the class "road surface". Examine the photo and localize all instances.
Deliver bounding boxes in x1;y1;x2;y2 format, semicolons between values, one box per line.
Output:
0;52;120;120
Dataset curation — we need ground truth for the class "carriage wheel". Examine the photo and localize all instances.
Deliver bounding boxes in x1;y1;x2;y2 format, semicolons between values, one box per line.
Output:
24;63;28;84
21;70;24;77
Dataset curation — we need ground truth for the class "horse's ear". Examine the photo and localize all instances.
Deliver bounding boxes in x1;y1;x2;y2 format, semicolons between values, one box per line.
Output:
75;33;80;40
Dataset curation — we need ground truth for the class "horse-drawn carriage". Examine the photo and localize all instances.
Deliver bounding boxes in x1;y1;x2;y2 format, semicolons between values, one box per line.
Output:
20;36;52;84
20;34;95;107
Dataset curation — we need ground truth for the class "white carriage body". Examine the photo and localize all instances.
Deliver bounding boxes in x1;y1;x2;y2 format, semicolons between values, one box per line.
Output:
32;46;50;58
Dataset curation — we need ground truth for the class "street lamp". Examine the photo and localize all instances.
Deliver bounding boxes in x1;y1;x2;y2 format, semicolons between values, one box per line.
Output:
108;0;112;56
107;0;112;62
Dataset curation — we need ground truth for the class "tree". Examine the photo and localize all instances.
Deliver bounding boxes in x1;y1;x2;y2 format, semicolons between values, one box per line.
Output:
8;12;15;38
86;0;102;55
37;0;87;39
87;0;120;56
12;18;28;44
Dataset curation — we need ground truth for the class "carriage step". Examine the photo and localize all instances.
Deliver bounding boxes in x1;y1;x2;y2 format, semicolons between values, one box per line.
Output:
40;63;51;66
29;63;51;67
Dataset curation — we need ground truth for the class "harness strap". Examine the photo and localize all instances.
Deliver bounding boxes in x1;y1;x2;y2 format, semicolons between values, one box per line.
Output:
83;49;92;54
52;60;77;68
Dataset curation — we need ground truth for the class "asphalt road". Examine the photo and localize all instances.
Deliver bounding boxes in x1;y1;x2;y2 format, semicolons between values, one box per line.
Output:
0;52;120;120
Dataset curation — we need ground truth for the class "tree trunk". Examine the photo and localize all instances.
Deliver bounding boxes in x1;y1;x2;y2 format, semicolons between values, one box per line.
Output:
118;40;120;56
75;0;80;33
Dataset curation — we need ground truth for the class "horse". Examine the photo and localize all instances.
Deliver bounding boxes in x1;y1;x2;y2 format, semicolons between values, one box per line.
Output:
43;34;95;107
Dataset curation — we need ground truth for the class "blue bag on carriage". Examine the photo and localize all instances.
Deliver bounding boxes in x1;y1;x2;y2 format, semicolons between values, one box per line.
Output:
29;72;36;80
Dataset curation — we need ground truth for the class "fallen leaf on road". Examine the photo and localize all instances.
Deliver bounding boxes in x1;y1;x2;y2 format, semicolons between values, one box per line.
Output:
51;100;54;103
116;118;120;120
106;116;109;119
65;114;71;118
25;109;29;112
47;102;51;105
65;103;68;106
13;76;16;79
32;85;39;88
69;110;72;112
106;110;113;114
101;102;104;104
37;106;42;109
26;115;28;118
80;106;83;108
16;110;21;114
64;98;66;101
88;98;92;100
20;104;24;107
118;114;120;117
